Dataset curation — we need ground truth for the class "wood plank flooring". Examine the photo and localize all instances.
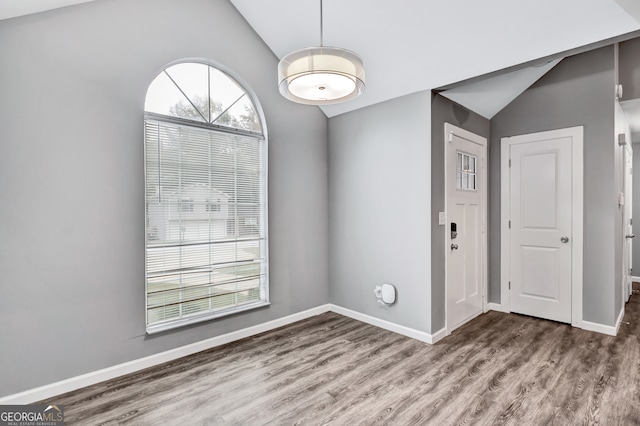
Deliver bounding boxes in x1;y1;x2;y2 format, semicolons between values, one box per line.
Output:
41;291;640;425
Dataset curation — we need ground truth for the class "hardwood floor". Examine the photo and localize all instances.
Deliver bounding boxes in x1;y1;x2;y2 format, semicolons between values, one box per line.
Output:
42;292;640;425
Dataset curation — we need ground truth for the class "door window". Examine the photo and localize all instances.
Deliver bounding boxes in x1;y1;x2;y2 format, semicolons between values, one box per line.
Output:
456;152;477;191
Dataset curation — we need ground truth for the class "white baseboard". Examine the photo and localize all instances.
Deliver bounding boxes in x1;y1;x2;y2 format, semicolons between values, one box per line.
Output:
580;308;623;337
488;302;622;337
429;327;447;344
5;297;628;404
328;304;442;344
486;302;509;313
632;276;640;282
577;321;614;336
616;306;625;334
0;305;332;405
1;303;449;404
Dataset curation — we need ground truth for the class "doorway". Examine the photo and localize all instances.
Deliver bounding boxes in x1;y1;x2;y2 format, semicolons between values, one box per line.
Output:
445;123;487;334
501;126;583;326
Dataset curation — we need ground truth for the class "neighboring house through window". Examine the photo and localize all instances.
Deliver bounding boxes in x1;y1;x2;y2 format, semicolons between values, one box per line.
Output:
144;60;268;333
178;198;194;213
206;199;222;212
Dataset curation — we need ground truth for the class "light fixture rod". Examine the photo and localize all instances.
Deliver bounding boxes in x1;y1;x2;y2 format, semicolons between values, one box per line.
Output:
320;0;324;47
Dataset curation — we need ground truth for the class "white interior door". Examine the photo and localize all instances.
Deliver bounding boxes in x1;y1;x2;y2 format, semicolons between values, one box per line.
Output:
501;127;583;326
623;143;634;302
509;137;572;323
445;123;486;333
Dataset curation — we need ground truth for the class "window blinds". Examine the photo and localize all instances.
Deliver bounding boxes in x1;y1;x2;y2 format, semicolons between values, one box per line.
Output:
144;119;268;333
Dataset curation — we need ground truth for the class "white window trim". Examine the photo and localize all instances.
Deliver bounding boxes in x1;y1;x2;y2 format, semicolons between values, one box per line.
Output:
144;59;269;334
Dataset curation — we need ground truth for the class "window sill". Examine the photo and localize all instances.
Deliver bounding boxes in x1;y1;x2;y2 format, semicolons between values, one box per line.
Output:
146;301;271;335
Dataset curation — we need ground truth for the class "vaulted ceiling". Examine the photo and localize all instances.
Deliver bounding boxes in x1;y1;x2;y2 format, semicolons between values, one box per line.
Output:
230;0;640;117
4;0;640;118
0;0;96;21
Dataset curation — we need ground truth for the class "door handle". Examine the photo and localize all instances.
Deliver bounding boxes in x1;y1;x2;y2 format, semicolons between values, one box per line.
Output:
560;236;569;243
626;234;635;239
451;244;459;250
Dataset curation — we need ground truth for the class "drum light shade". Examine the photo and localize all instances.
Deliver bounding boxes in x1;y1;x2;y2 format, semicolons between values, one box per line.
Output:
278;46;365;105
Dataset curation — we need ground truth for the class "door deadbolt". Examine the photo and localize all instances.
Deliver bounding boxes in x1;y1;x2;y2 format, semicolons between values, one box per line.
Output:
560;236;569;243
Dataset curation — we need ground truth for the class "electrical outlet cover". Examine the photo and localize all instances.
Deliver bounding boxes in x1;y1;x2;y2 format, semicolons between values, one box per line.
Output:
438;212;446;225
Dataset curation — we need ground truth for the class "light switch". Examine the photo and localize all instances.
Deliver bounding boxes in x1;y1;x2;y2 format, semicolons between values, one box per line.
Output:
438;212;446;225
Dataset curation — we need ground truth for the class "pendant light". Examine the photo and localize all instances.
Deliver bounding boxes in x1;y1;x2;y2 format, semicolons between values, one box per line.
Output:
278;0;365;105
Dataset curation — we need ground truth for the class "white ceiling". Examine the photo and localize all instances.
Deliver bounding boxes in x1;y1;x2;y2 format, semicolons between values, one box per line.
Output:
616;0;640;22
0;0;97;20
3;0;640;118
440;59;562;119
230;0;640;117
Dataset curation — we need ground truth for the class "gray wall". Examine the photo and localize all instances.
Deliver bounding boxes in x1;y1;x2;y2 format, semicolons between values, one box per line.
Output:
430;94;490;329
620;37;640;101
0;0;329;397
328;92;432;333
490;46;618;326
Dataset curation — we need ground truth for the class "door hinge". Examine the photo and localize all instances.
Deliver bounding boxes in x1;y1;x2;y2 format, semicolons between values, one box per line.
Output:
509;159;512;168
508;220;511;229
509;281;511;290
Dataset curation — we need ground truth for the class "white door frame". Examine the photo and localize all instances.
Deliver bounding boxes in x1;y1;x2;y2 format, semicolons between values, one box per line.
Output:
444;122;488;335
622;141;633;303
500;126;583;328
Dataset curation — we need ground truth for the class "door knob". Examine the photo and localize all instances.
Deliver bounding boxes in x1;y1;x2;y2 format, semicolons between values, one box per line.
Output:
626;234;635;239
451;244;459;250
560;236;569;243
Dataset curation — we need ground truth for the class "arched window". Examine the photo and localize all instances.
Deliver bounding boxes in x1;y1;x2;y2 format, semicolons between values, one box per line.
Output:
144;61;268;333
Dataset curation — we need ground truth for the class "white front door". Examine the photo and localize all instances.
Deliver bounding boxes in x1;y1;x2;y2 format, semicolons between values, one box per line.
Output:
445;123;486;333
623;143;634;302
502;127;583;325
